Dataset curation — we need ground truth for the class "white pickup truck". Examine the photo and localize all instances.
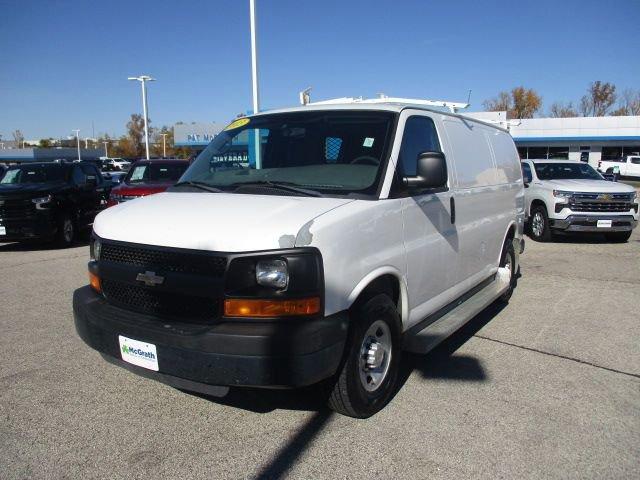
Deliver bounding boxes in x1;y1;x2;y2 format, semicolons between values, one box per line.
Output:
521;159;638;242
598;155;640;179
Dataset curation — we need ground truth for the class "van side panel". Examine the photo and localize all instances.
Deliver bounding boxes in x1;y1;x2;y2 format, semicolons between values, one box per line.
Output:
441;118;513;289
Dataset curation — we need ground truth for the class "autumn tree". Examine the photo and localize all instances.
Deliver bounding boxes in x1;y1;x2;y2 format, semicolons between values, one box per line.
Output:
483;87;542;119
126;113;151;158
579;81;617;116
610;89;640;116
38;138;53;148
548;101;578;118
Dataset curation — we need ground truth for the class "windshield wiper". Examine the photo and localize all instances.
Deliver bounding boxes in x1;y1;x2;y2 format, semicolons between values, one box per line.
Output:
229;180;323;197
171;181;223;193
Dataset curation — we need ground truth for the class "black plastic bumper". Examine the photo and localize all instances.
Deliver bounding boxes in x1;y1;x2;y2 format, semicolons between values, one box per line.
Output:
0;214;56;242
550;215;638;233
73;286;348;389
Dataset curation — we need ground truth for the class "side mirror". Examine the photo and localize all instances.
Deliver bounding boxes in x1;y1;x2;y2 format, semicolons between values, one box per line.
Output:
522;170;532;185
404;151;448;189
86;175;97;187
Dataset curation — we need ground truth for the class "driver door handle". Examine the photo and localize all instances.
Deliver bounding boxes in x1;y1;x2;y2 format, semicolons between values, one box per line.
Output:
450;196;456;224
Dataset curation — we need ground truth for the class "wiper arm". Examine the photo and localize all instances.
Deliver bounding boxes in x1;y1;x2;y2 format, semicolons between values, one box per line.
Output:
171;181;223;193
229;181;323;197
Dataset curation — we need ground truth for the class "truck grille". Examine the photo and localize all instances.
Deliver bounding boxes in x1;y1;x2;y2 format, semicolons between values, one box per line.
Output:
100;243;227;276
569;202;632;212
102;278;218;319
0;198;35;218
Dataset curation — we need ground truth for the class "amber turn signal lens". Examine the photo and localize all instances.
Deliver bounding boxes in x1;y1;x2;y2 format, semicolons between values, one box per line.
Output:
224;297;321;317
89;271;101;293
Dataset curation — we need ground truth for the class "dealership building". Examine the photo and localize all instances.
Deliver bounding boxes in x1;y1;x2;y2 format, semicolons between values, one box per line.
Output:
508;115;640;166
172;113;640;168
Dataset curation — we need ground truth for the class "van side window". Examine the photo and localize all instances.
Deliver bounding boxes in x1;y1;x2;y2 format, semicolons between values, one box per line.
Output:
399;116;441;176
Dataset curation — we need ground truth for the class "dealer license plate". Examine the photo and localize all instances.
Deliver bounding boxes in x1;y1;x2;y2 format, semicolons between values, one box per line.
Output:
119;335;159;371
597;220;612;228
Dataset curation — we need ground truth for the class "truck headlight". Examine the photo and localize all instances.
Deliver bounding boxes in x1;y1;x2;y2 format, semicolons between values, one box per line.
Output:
553;190;573;199
31;194;52;209
90;237;101;261
256;259;288;289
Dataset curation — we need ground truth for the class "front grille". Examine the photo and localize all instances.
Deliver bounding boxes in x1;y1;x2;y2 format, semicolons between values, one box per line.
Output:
102;278;218;319
0;198;35;218
572;192;634;201
100;242;227;276
568;202;632;212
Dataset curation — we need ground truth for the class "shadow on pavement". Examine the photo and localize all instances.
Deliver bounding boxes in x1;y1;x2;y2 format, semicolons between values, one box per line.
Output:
187;299;507;415
253;411;334;480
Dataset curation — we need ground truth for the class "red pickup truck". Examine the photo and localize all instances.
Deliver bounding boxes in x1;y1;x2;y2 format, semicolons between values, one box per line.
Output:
107;159;189;207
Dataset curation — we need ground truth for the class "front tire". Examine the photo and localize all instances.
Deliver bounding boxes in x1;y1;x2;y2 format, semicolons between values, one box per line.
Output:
55;213;75;248
327;294;401;418
605;231;632;243
529;205;553;242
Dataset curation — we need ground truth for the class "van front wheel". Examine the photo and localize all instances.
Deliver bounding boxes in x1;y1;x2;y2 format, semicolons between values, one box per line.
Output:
327;294;401;418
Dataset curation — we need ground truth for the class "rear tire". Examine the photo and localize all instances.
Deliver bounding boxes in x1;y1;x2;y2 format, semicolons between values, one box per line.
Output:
55;213;75;248
605;231;632;243
327;294;401;418
529;205;553;242
497;240;516;303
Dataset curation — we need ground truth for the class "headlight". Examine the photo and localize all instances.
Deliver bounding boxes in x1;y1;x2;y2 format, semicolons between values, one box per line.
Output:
256;259;288;289
632;191;638;201
90;237;101;261
31;195;52;209
553;190;573;199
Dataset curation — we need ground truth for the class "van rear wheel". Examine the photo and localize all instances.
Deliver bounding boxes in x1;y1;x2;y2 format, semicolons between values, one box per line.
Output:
327;294;401;418
497;240;516;303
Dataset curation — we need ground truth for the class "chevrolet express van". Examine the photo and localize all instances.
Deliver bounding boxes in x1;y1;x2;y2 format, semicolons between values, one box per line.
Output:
74;101;525;418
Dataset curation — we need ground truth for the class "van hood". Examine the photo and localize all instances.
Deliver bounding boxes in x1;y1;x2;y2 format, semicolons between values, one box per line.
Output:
93;191;354;252
543;179;636;193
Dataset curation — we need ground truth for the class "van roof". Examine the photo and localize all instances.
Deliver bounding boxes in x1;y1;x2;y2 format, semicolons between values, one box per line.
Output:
250;103;509;132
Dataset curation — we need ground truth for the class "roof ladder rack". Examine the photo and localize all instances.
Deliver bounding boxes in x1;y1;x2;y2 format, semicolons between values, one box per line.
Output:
299;91;470;113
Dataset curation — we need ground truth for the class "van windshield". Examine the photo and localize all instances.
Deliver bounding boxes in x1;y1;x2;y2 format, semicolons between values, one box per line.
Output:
533;162;603;180
178;111;395;197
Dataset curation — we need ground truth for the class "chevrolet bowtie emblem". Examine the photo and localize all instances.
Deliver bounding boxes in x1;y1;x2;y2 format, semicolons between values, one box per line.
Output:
599;194;612;201
136;271;165;287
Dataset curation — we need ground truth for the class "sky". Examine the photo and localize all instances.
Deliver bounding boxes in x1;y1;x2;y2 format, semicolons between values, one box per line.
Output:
1;0;639;140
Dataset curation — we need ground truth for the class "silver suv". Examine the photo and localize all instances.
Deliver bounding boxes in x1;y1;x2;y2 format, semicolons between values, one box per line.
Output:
521;159;638;242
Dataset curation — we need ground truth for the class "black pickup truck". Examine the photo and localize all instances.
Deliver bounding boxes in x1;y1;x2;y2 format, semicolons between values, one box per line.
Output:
0;162;109;247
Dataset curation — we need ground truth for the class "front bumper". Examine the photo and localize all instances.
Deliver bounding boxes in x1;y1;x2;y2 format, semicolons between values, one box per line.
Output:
73;286;348;390
550;214;638;233
0;213;56;241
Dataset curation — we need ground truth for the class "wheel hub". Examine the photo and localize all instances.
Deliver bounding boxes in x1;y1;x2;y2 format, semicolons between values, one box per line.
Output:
364;341;385;370
358;320;392;392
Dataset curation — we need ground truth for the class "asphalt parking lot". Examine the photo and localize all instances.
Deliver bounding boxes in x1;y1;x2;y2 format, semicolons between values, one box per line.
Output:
1;229;639;479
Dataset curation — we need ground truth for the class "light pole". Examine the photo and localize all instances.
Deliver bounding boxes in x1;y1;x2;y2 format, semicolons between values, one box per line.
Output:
160;133;168;158
72;129;81;161
249;0;261;168
127;75;155;160
103;141;109;158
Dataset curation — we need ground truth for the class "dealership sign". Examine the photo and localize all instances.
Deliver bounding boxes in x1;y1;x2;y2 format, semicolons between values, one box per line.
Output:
174;122;224;147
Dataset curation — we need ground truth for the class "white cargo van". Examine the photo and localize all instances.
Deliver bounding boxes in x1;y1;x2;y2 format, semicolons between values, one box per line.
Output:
74;99;525;418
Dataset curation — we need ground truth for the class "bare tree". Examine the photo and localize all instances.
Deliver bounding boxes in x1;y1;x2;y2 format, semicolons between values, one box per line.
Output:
549;101;578;118
13;129;25;147
579;81;617;116
610;89;640;116
483;87;542;119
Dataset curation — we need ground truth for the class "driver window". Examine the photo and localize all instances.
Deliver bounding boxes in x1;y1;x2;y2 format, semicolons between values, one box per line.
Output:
399;116;441;176
72;166;87;185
